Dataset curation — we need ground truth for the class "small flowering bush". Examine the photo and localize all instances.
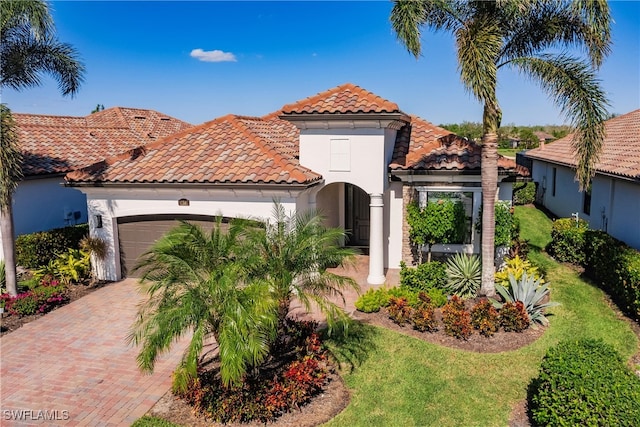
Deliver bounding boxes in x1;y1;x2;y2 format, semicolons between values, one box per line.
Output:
0;278;67;317
442;295;473;340
174;319;330;424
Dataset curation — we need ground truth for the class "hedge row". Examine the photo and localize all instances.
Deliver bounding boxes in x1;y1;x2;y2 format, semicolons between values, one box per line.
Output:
529;339;640;426
512;182;536;205
16;224;89;268
547;219;640;321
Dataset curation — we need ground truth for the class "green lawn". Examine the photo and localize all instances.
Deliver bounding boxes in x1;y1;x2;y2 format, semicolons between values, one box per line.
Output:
324;205;638;427
497;148;521;157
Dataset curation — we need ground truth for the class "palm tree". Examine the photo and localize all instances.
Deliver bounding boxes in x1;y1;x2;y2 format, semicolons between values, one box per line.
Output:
128;220;277;391
0;0;85;296
391;0;610;296
240;202;359;334
0;105;23;296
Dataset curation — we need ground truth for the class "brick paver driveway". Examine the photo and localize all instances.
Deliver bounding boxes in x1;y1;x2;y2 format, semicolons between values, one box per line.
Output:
0;278;189;426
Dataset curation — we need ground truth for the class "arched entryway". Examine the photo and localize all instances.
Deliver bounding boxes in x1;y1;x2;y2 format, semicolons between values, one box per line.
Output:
315;182;370;251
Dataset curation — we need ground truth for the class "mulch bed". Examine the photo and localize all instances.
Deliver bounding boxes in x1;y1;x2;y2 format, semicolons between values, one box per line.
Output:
0;280;109;337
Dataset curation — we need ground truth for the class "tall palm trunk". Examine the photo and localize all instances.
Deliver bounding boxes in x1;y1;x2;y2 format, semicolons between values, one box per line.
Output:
479;103;501;297
1;206;17;296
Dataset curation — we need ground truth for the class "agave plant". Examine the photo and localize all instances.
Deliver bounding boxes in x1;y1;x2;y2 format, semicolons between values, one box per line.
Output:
491;272;559;327
445;253;481;299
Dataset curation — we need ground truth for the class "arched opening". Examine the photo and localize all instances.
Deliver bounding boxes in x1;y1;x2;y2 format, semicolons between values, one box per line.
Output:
316;182;369;251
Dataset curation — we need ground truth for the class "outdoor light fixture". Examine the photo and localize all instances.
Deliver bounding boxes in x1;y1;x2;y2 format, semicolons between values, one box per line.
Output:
95;214;103;228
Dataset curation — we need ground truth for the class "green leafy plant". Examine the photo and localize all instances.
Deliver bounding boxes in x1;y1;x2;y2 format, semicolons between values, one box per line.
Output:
529;339;640;426
406;198;466;263
411;292;438;332
399;260;447;291
423;287;447;308
445;253;481;299
476;201;518;248
15;224;88;268
354;288;388;313
512;182;536;205
0;260;5;294
498;301;529;332
386;286;419;307
470;299;500;337
54;249;90;284
547;218;589;264
441;295;472;340
387;296;412;326
492;273;559;327
494;255;543;288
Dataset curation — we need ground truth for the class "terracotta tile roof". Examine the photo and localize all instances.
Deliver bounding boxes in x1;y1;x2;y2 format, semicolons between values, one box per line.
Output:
15;107;192;176
66;115;321;186
526;109;640;180
281;83;402;115
390;115;529;176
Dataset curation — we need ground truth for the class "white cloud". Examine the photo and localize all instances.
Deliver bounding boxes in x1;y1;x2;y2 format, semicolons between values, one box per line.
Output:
190;49;237;63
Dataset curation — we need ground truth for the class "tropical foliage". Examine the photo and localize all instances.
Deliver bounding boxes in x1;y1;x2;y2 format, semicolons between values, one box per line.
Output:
129;203;357;393
492;272;559;327
0;0;85;296
391;0;611;296
445;253;481;299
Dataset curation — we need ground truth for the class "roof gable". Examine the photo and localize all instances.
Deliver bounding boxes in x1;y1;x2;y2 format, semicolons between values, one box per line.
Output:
281;83;402;115
526;109;640;180
15;107;192;176
66;115;321;186
390;116;528;175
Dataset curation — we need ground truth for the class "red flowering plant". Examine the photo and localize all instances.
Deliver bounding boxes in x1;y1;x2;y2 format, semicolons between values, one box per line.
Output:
1;276;68;317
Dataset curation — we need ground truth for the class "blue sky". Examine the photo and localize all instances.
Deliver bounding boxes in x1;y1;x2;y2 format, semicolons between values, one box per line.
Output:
3;1;639;127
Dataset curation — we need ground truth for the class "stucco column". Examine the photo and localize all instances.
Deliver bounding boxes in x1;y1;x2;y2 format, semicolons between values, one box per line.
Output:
367;193;386;285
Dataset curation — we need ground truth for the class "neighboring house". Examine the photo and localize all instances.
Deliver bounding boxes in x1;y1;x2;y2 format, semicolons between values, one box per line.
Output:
525;109;640;250
533;131;555;147
0;108;191;261
65;84;528;284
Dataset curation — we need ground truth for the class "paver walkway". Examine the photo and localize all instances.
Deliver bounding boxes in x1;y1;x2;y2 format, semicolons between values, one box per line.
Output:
0;279;189;426
0;255;399;426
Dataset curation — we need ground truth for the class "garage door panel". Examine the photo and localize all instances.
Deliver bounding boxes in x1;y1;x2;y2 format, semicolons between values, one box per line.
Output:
117;215;223;278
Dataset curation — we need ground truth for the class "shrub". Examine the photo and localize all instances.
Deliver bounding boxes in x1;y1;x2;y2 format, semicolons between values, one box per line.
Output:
441;295;473;339
470;299;500;337
494;255;543;288
423;287;447;308
16;224;89;268
2;278;67;316
547;218;588;264
354;288;388;313
386;286;419;307
529;339;640;426
387;296;412;325
492;273;559;327
445;253;481;299
177;321;329;424
512;182;536;205
499;301;529;332
399;260;447;292
0;260;5;294
584;229;640;321
411;292;438;332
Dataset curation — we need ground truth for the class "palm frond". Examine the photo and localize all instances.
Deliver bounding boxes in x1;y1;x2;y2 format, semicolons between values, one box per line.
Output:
455;15;501;104
500;0;611;68
391;0;464;58
0;0;52;40
510;54;609;188
0;105;23;209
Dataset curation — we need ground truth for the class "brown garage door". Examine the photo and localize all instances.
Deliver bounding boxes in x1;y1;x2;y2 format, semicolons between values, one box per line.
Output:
117;214;224;278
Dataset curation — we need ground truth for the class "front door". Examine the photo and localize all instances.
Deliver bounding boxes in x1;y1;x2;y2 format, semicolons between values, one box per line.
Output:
346;184;369;247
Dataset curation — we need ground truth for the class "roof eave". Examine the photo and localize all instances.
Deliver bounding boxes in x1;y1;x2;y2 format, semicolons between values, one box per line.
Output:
64;180;323;191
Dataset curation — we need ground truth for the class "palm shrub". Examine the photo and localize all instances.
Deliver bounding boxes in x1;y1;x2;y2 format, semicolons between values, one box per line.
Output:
492;273;559;327
128;219;277;390
239;202;358;335
445;253;481;299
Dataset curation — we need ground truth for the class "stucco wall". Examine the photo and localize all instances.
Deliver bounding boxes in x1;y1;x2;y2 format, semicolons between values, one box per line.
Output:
531;160;640;250
385;181;404;268
13;177;88;236
316;183;343;229
82;187;302;281
299;128;390;195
